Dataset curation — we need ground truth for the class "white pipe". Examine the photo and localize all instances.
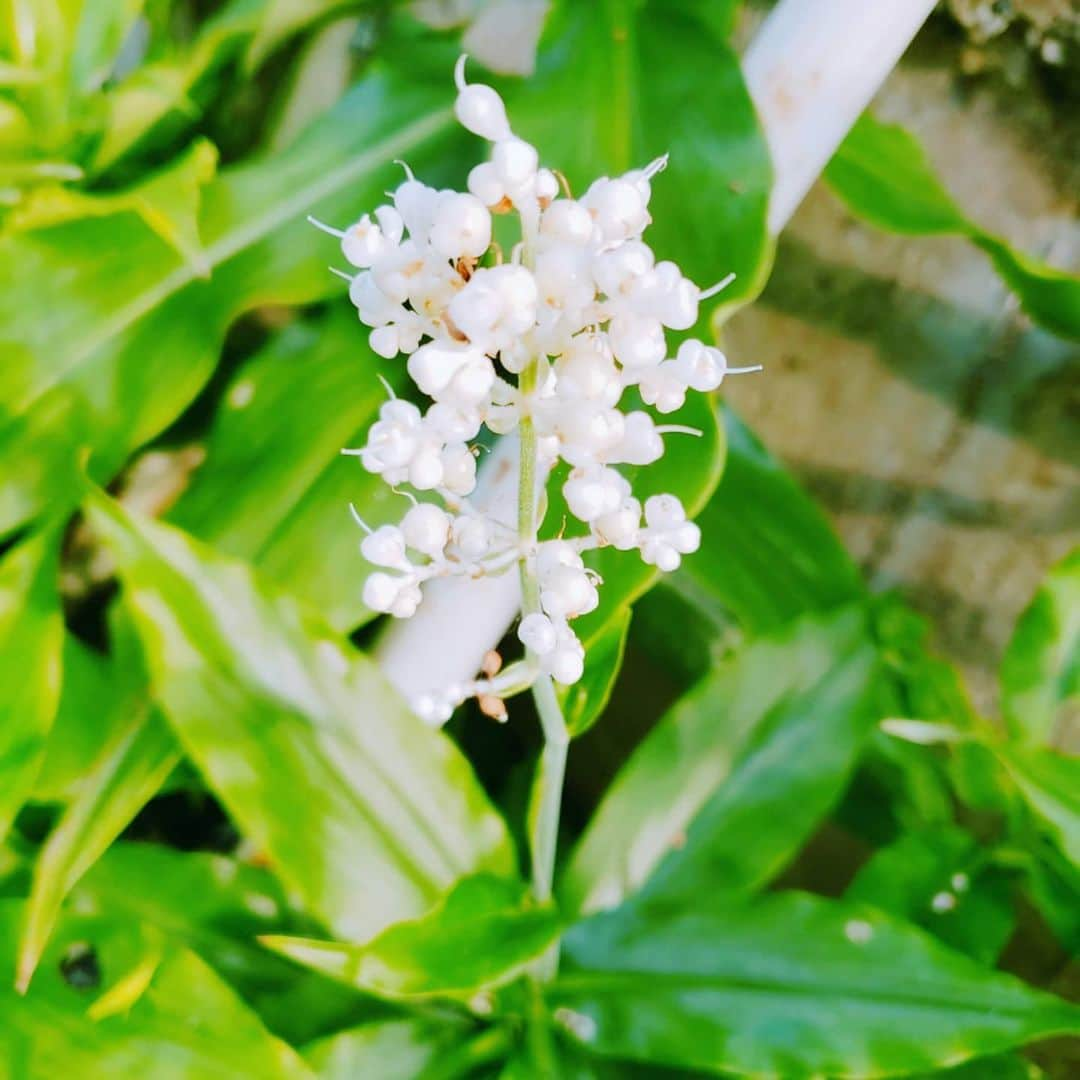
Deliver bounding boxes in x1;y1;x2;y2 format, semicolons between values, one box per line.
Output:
743;0;939;234
375;0;936;703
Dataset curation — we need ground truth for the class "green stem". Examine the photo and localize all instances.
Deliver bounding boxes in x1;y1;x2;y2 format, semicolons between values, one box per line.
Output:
516;207;567;979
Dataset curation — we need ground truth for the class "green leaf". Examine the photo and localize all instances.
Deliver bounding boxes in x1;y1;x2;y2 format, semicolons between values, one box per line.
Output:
1000;548;1080;745
996;746;1080;867
9;139;218;270
86;491;514;940
68;843;371;1045
675;405;865;634
17;710;179;991
825;113;1080;341
0;901;312;1077
510;0;772;317
551;892;1080;1077
560;608;631;739
304;1019;483;1080
264;875;559;1000
168;311;407;634
846;827;1015;965
0;528;64;841
560;607;880;915
0;65;460;538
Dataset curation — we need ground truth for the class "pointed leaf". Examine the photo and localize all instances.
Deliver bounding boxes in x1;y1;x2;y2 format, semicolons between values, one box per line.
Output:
0;529;64;841
826;113;1080;341
18;711;179;991
1000;548;1080;745
265;875;558;1000
996;746;1080;867
551;892;1080;1077
86;491;514;940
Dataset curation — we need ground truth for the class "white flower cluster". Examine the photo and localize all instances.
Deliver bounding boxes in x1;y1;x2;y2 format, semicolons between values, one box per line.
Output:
317;58;758;724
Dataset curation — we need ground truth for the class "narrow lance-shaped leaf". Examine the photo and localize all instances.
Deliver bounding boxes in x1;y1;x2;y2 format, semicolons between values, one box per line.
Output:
551;892;1080;1077
1000;548;1080;745
263;876;560;1001
17;709;179;992
826;113;1080;341
86;490;514;941
0;528;64;842
561;607;879;915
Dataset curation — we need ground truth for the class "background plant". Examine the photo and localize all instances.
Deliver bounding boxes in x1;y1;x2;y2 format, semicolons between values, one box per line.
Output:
0;1;1078;1077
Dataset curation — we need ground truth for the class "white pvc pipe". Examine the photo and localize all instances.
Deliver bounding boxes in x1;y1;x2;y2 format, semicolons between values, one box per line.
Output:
375;0;936;703
744;0;939;234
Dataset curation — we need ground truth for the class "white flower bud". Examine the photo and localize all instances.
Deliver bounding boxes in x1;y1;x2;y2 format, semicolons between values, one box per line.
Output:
564;464;628;522
674;339;727;392
645;494;687;529
493;138;539;189
608;314;666;369
451;514;491;559
390;581;423;618
613;411;664;466
408;444;444;490
537;540;583;578
541;200;595;246
467;162;507;207
363;571;403;613
455;83;512;142
393;180;441;241
401;503;452;558
440;443;477;495
429;193;492;259
640;539;681;572
594;497;642;550
407;342;481;397
518;612;557;655
369;325;400;359
541;564;598;619
637;362;687;415
361;524;410;569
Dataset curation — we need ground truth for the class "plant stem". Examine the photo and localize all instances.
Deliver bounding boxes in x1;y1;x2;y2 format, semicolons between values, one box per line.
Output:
517;338;568;980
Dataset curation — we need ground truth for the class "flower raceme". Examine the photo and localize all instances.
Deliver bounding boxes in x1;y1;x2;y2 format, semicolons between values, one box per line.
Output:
314;57;759;725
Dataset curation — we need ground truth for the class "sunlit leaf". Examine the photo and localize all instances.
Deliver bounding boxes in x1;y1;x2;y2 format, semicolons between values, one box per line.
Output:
0;901;312;1077
18;711;179;991
10;139;218;270
1000;548;1080;745
551;892;1080;1077
264;876;558;1000
86;491;514;940
561;607;880;915
0;65;461;539
826;113;1080;341
0;527;64;841
996;746;1080;867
